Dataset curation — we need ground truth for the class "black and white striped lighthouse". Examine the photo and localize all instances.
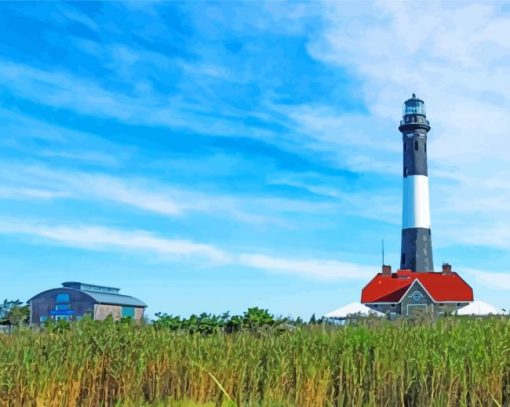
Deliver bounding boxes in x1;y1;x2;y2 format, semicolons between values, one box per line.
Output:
399;94;434;272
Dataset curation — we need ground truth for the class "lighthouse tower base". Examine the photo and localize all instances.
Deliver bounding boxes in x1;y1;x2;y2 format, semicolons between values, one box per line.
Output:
401;228;434;271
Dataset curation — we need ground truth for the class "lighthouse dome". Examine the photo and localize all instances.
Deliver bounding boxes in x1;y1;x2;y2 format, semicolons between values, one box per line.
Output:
403;94;426;116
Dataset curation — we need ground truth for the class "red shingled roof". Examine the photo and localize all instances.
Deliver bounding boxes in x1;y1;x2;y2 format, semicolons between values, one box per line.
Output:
361;269;473;303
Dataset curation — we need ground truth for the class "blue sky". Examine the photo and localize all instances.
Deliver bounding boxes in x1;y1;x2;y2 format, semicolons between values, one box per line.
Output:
2;1;510;317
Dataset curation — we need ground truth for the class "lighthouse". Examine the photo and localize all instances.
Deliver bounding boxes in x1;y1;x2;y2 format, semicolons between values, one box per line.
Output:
360;95;473;317
399;94;433;272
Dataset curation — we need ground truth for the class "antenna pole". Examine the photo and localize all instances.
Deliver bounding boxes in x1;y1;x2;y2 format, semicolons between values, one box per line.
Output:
382;239;385;265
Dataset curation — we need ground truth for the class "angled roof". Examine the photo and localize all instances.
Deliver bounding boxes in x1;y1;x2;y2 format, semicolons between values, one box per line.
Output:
81;290;147;307
361;269;473;303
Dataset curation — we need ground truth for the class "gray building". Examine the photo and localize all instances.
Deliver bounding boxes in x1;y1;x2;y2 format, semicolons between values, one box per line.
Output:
29;282;147;324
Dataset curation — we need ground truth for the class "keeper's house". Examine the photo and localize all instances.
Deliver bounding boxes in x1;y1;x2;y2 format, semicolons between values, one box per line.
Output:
361;264;473;317
29;282;147;324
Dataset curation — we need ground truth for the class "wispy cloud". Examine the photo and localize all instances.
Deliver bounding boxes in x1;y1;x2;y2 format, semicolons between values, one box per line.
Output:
0;218;373;282
0;219;230;264
464;268;510;291
0;163;339;225
0;60;276;140
0;108;131;166
38;150;119;166
0;187;68;200
239;253;373;281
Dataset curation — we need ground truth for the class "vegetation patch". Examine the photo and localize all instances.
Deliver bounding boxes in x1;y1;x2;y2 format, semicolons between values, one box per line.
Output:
1;313;510;406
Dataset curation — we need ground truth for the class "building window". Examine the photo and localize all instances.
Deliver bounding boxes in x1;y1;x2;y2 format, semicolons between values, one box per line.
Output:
391;304;396;308
55;293;70;304
121;306;135;318
55;304;69;311
415;140;419;151
401;253;406;266
424;142;427;152
404;167;408;176
55;315;69;322
40;316;48;323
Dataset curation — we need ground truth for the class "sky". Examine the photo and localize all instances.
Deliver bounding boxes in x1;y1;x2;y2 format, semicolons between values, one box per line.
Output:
2;1;510;318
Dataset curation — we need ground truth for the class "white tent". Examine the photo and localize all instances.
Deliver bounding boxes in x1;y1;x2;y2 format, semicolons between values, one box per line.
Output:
457;300;505;316
325;302;384;319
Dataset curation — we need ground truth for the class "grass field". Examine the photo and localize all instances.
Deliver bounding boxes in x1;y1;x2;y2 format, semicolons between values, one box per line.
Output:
1;317;510;406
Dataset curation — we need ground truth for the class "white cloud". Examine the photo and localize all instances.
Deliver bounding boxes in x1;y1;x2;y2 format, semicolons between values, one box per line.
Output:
0;219;230;264
0;164;183;216
0;163;341;226
38;150;119;166
238;253;373;281
463;268;510;291
0;60;276;140
85;175;183;216
0;187;68;200
0;218;374;282
0;108;131;166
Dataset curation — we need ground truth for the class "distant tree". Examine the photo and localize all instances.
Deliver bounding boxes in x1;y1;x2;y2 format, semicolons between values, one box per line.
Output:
153;313;182;331
0;299;30;326
243;307;276;330
153;308;285;334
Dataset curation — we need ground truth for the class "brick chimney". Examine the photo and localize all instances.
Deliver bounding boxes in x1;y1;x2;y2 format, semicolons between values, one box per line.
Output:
382;265;392;275
442;263;452;274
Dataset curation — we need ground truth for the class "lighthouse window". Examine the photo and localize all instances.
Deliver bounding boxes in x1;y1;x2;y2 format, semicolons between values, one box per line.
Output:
424;142;427;152
401;253;406;266
404;142;407;152
414;140;419;151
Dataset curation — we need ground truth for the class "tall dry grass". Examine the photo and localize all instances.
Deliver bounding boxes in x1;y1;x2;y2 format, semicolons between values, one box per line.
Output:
1;317;510;406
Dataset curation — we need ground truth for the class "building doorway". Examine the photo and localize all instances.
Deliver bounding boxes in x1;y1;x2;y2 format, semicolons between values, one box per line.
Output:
406;303;428;317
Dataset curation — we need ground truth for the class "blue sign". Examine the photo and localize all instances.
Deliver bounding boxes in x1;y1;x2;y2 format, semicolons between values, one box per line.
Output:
50;309;75;316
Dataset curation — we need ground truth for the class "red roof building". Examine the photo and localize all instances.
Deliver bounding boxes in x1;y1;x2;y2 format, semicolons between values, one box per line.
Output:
361;264;473;317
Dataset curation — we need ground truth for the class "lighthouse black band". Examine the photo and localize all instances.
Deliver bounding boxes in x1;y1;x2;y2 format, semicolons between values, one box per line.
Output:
403;130;428;177
400;228;434;272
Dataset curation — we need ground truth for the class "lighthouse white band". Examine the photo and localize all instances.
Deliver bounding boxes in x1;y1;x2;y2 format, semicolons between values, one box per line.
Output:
402;175;431;229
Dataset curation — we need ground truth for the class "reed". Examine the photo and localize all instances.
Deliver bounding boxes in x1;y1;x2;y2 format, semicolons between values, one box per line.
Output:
1;317;510;406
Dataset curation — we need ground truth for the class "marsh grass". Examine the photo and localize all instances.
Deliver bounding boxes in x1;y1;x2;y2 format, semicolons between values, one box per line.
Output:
1;317;510;406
